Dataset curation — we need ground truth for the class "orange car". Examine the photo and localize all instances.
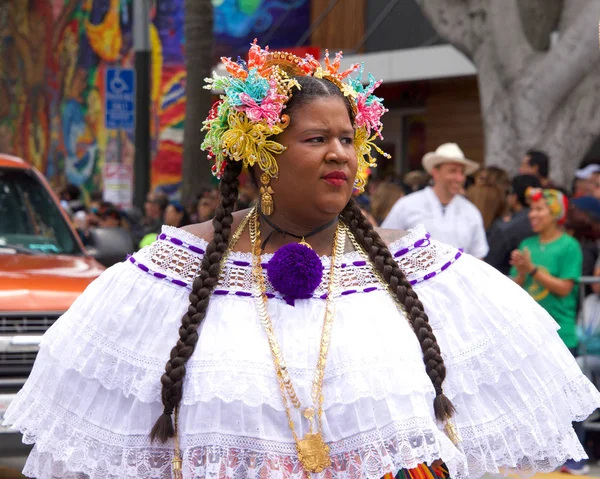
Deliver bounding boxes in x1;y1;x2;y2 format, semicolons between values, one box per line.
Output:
0;154;105;434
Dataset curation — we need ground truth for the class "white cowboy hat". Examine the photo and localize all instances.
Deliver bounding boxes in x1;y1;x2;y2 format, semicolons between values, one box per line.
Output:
422;143;480;175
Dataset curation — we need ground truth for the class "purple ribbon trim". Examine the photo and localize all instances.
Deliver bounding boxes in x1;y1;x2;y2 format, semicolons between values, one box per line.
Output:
126;235;464;297
127;254;402;298
233;260;250;267
409;249;463;286
128;255;192;290
393;233;431;258
157;232;206;255
137;263;149;273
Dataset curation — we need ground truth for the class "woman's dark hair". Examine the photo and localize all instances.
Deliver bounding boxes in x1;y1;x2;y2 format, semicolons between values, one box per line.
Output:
340;199;454;422
151;159;243;442
151;76;453;442
285;75;354;121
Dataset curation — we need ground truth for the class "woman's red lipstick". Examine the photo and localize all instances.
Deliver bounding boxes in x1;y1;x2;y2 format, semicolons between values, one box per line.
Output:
322;171;347;187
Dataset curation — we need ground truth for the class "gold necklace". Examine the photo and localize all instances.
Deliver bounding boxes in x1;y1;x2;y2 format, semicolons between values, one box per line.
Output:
248;208;346;473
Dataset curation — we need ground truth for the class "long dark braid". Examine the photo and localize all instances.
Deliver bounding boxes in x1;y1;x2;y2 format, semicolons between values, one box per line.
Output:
340;198;455;422
151;160;243;443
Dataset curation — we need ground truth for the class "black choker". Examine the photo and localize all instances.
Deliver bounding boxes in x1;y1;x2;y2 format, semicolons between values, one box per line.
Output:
259;212;338;251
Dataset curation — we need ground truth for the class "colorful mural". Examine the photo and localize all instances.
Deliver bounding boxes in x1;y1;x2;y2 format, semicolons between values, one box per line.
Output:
0;0;310;200
213;0;310;60
0;0;135;197
151;0;186;196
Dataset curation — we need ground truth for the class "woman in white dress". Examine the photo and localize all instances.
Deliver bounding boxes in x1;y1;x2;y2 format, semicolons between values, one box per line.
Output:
4;43;599;479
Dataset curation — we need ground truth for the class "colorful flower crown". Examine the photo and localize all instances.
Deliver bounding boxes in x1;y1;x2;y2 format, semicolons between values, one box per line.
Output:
526;187;568;224
201;40;390;193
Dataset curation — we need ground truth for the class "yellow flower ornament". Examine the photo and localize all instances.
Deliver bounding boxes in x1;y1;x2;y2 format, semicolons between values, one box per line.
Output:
221;113;286;178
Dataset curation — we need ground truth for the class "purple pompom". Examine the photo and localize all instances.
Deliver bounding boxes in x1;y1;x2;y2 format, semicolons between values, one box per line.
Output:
267;243;324;305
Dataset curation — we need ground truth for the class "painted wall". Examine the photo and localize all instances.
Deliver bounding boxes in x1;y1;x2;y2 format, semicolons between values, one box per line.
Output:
0;0;310;199
213;0;310;60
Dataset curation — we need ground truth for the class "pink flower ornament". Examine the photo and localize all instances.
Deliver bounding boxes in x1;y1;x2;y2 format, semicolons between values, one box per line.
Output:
355;93;386;138
237;81;287;126
238;94;283;126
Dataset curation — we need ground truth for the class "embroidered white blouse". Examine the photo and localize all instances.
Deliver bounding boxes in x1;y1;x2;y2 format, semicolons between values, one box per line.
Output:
4;225;598;479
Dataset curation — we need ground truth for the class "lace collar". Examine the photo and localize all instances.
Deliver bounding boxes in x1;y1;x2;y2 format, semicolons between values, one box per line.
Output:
160;224;429;261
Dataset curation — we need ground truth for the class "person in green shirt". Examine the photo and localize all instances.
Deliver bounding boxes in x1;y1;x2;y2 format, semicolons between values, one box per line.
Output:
510;188;587;475
510;188;583;352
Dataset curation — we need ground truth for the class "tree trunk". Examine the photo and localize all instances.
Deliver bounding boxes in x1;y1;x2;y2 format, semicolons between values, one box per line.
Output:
416;0;600;187
182;0;213;204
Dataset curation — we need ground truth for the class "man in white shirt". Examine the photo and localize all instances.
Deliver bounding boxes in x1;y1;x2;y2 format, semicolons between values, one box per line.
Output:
382;143;489;259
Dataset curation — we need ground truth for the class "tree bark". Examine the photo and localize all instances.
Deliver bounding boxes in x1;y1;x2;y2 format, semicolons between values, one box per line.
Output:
181;0;213;204
516;0;563;51
416;0;600;187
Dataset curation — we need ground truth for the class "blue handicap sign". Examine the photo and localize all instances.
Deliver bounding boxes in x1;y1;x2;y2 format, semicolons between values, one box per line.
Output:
105;68;135;130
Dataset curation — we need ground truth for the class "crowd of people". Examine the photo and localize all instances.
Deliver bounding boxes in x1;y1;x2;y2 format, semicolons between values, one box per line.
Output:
59;184;218;252
360;143;600;473
358;144;600;292
58;180;261;256
59;145;600;302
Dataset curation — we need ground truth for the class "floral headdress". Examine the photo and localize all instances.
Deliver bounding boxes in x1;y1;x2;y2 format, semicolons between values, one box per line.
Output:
201;40;390;193
526;187;569;224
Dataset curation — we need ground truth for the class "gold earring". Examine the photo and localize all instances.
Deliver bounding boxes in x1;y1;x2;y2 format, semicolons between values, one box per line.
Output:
260;173;275;216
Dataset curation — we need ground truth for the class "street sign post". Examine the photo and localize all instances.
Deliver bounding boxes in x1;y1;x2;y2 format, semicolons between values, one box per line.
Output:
105;68;136;131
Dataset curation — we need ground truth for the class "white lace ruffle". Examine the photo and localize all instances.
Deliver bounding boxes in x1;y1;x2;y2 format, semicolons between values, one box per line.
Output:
39;260;433;407
414;251;570;398
40;239;578;407
8;352;466;479
4;224;600;479
6;361;595;479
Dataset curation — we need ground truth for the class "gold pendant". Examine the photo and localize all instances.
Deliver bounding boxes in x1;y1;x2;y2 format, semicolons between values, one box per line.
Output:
298;238;312;249
172;455;183;479
296;433;331;473
444;420;462;445
260;173;275;216
261;190;274;215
